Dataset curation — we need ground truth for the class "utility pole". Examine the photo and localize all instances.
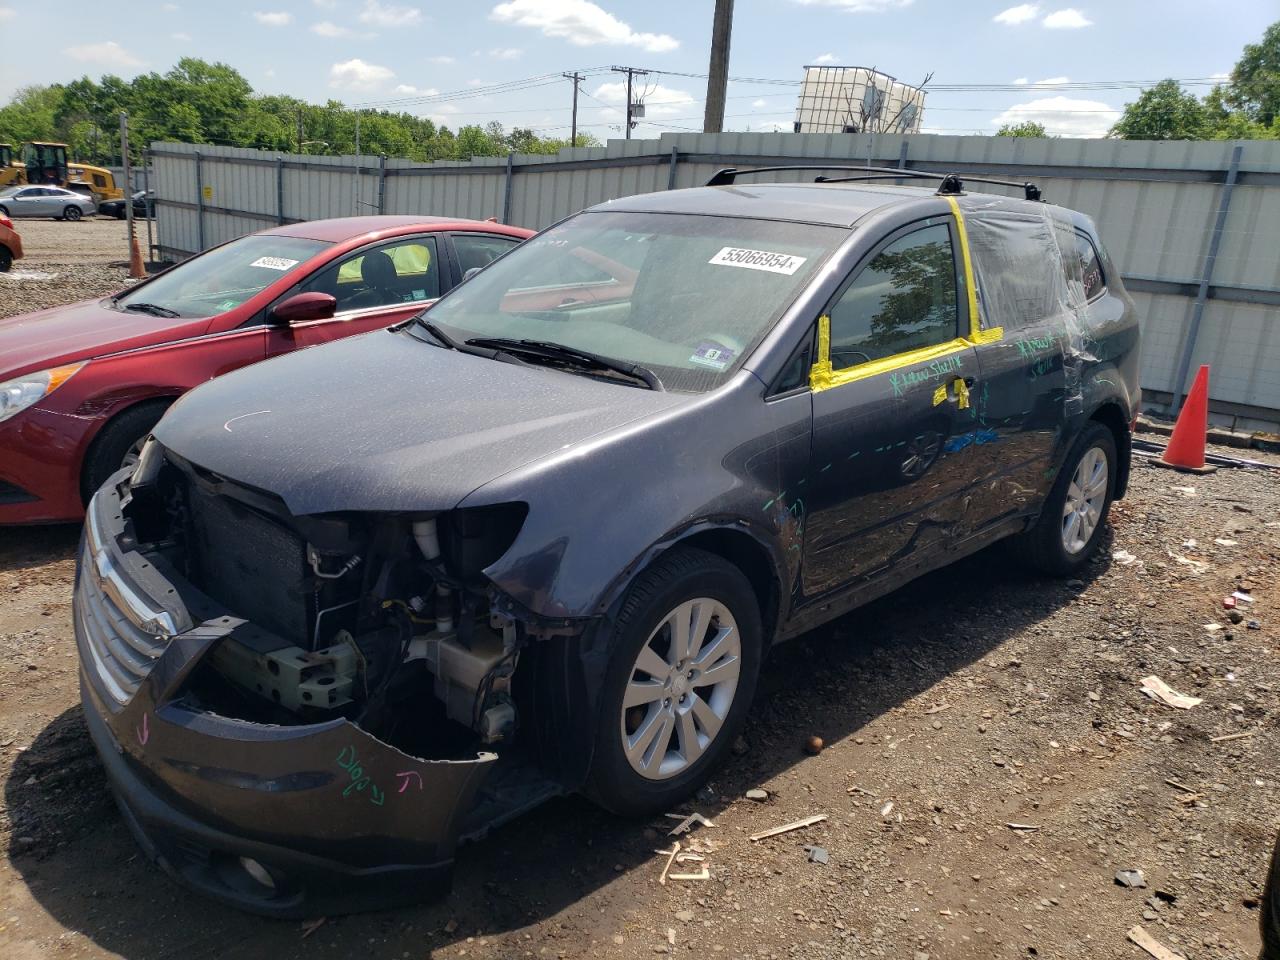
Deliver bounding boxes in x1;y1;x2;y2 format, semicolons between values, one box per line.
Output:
563;71;584;145
353;110;361;215
703;0;734;133
120;111;143;278
611;66;649;140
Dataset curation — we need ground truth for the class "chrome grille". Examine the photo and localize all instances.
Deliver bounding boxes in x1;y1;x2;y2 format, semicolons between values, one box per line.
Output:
77;541;170;704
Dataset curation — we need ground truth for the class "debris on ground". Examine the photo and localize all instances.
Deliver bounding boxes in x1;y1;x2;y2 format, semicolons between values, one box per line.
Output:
1127;925;1184;960
1006;822;1040;832
1115;869;1147;889
1209;731;1253;743
300;917;327;939
665;812;714;836
744;788;769;802
1139;675;1204;709
803;735;824;755
805;845;829;865
748;814;827;842
655;842;681;885
1112;549;1140;565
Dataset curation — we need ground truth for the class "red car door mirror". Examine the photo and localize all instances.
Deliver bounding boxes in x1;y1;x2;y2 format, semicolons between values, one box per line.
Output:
271;292;337;325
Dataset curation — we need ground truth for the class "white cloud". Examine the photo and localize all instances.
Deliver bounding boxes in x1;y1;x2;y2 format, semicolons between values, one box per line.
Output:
313;0;336;5
1042;7;1092;28
329;58;395;91
253;10;292;25
467;78;486;87
991;95;1119;137
64;41;143;68
490;46;523;59
490;0;679;52
0;5;14;18
1013;77;1029;85
160;2;178;10
171;31;191;40
1036;76;1070;85
359;0;422;26
1209;71;1230;82
264;68;276;78
593;80;693;117
812;52;838;64
789;0;913;10
752;120;791;132
394;83;439;96
311;20;350;36
752;98;768;108
428;55;456;64
993;3;1039;24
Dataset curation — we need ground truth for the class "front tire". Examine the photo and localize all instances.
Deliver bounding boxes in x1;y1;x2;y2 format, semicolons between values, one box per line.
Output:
1011;422;1117;576
587;548;762;816
0;246;11;273
63;206;83;222
81;402;169;502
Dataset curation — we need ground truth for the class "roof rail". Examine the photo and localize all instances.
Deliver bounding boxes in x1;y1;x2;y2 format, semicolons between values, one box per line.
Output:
705;165;1043;202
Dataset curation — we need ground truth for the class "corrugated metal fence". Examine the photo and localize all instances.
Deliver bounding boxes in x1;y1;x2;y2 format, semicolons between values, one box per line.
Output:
148;134;1280;430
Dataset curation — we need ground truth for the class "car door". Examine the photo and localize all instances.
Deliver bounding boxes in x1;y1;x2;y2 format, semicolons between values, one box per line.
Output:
265;234;444;356
12;188;46;217
800;218;984;599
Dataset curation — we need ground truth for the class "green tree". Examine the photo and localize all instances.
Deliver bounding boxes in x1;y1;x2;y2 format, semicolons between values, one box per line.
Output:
1227;20;1280;126
1109;79;1210;140
996;120;1048;137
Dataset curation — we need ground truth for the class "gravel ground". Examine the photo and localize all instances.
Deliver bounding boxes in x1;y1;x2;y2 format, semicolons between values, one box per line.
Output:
0;222;1277;959
0;218;135;319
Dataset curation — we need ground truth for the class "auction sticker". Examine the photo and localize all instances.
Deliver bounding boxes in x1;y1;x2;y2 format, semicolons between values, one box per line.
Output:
708;246;806;276
250;256;300;271
689;341;736;370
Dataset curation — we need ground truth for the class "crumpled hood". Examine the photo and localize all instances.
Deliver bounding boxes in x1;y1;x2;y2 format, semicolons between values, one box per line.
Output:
0;297;208;377
155;328;686;515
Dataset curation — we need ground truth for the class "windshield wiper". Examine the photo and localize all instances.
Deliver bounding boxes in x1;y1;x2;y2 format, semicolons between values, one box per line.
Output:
122;302;180;318
464;337;663;391
408;316;462;349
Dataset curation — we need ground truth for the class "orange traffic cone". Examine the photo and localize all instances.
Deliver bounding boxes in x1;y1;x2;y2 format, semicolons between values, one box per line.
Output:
129;233;146;280
1158;364;1214;473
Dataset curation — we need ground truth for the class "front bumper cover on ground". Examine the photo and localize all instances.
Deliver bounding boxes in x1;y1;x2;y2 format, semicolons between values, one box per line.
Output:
74;482;497;918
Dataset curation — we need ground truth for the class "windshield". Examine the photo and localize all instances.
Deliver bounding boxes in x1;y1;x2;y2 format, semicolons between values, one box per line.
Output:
114;235;331;319
425;211;845;392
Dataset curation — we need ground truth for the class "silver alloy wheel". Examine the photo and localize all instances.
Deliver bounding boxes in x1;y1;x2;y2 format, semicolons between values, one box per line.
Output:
1062;445;1108;554
620;597;741;781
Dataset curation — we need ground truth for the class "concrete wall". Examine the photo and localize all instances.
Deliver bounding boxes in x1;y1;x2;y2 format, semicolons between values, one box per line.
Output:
147;133;1280;430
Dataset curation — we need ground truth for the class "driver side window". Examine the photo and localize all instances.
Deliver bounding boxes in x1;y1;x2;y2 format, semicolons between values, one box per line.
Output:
304;235;440;314
828;223;959;371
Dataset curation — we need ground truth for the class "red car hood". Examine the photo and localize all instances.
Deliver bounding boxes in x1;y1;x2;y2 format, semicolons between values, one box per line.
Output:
0;297;211;378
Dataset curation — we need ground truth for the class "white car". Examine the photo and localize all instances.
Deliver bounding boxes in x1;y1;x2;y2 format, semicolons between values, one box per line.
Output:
0;185;97;221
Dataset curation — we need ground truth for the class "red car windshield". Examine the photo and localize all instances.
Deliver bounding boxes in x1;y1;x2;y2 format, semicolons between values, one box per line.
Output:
114;235;331;319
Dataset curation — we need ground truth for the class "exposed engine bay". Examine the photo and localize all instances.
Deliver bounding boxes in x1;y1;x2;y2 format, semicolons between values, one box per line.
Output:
123;444;534;755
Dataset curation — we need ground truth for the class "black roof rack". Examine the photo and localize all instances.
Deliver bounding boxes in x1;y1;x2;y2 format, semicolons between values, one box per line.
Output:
705;165;1042;202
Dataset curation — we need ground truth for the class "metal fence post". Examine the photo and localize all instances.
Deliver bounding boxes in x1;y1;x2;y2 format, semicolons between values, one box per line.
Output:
667;145;680;190
378;154;387;214
143;148;153;259
276;156;285;225
895;139;909;185
502;151;514;224
1170;143;1243;414
194;151;205;252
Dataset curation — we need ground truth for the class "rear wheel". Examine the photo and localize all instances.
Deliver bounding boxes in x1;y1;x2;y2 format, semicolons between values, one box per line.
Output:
81;402;170;502
0;246;11;273
1010;422;1117;576
63;206;82;222
587;548;762;816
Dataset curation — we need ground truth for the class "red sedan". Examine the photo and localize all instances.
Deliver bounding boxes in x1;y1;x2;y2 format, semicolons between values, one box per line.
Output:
0;215;533;524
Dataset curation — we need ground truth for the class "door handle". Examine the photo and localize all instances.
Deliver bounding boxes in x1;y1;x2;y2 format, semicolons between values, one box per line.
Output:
951;376;972;410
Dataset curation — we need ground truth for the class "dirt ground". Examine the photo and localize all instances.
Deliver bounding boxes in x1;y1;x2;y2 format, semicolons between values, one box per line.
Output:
2;220;1278;960
0;217;137;318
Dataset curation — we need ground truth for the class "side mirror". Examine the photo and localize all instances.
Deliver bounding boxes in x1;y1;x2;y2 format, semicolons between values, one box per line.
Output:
462;266;483;282
270;292;337;325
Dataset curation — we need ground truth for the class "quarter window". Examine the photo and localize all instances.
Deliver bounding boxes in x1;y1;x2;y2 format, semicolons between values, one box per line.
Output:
827;223;959;371
1076;232;1105;300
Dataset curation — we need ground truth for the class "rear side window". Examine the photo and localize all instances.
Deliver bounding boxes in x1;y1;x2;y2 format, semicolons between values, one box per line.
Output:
966;212;1066;331
454;233;521;275
1075;232;1105;300
827;223;959;370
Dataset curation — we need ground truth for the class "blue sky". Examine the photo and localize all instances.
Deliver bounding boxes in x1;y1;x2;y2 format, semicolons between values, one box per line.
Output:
0;0;1275;139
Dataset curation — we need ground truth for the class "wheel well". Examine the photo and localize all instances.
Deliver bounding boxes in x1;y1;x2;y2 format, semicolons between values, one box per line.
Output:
1089;402;1131;499
671;528;782;644
79;397;175;503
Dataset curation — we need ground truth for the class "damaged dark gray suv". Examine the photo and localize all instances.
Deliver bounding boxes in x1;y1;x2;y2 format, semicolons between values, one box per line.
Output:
74;166;1139;915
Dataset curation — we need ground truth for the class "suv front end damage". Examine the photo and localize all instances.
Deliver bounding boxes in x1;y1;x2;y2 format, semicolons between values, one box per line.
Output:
74;445;564;916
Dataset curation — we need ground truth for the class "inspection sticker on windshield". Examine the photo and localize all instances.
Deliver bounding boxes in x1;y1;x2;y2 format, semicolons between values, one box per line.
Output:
689;341;736;370
249;256;300;271
708;246;807;276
